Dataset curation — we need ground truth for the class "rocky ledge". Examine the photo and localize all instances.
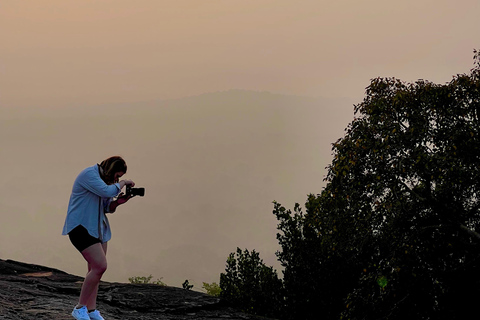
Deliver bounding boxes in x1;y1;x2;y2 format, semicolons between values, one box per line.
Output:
0;259;263;320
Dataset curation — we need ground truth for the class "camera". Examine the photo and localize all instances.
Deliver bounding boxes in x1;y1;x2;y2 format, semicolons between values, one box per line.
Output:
126;185;145;197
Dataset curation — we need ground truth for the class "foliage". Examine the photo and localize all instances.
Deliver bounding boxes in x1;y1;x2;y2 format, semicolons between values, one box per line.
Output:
273;199;359;319
273;51;480;319
220;247;283;318
128;275;166;286
182;279;193;290
202;282;221;297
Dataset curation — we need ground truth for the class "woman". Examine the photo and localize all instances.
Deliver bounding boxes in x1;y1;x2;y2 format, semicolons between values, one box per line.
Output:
62;156;135;320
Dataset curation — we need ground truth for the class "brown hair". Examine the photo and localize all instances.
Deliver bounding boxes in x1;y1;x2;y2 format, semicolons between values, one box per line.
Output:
99;156;127;184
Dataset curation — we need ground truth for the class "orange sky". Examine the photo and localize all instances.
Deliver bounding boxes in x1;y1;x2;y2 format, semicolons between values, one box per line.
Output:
1;0;478;108
1;0;479;288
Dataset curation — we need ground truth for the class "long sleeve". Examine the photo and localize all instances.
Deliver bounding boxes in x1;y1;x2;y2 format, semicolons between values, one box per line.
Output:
62;164;117;241
77;168;121;198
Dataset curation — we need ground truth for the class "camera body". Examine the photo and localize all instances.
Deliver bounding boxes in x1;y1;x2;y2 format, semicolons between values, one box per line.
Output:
126;185;145;197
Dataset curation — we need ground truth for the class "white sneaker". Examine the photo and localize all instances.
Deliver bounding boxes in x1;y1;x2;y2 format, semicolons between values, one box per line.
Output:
88;309;105;320
72;306;90;320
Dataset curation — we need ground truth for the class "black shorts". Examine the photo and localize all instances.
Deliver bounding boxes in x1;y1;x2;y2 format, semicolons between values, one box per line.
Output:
68;225;101;252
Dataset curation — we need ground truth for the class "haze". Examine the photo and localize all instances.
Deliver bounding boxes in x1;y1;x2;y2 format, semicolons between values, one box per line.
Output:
1;1;479;288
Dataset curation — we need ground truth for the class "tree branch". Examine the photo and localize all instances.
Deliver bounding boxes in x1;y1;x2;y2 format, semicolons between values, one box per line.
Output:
458;223;480;240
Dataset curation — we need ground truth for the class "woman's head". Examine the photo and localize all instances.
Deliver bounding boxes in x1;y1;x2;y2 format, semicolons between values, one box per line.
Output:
99;156;127;184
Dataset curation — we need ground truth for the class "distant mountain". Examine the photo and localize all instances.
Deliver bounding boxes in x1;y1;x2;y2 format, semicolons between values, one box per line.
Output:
0;90;355;286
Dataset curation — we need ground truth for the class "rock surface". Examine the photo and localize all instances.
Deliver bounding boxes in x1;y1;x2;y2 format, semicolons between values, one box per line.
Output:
0;259;263;320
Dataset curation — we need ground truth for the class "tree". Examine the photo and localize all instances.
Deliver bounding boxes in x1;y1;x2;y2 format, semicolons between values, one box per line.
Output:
274;51;480;319
273;198;361;319
219;248;283;318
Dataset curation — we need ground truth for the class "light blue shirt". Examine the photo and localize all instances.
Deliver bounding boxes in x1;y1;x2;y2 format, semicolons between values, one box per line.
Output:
62;164;122;242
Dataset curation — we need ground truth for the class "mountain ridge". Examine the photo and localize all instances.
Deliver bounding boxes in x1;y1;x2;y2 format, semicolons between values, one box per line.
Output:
0;88;354;287
1;89;355;117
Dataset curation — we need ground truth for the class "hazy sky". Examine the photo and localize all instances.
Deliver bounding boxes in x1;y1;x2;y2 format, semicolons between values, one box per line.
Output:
1;0;478;108
1;1;479;289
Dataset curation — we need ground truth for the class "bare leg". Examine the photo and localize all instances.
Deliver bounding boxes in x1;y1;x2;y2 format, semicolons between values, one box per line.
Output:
85;242;108;311
78;243;107;309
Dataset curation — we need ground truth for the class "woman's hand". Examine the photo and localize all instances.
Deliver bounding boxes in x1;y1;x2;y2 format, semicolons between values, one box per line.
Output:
123;179;135;187
119;179;135;189
109;192;135;212
117;192;134;205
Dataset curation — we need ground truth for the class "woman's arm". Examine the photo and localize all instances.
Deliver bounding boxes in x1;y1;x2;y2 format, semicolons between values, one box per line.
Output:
78;167;135;198
109;200;120;213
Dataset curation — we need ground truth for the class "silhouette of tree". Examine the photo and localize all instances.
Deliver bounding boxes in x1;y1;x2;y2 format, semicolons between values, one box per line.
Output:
274;50;480;319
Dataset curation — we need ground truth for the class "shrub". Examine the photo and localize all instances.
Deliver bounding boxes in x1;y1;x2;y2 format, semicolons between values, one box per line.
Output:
220;248;283;318
182;279;193;290
202;282;221;297
128;275;166;286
